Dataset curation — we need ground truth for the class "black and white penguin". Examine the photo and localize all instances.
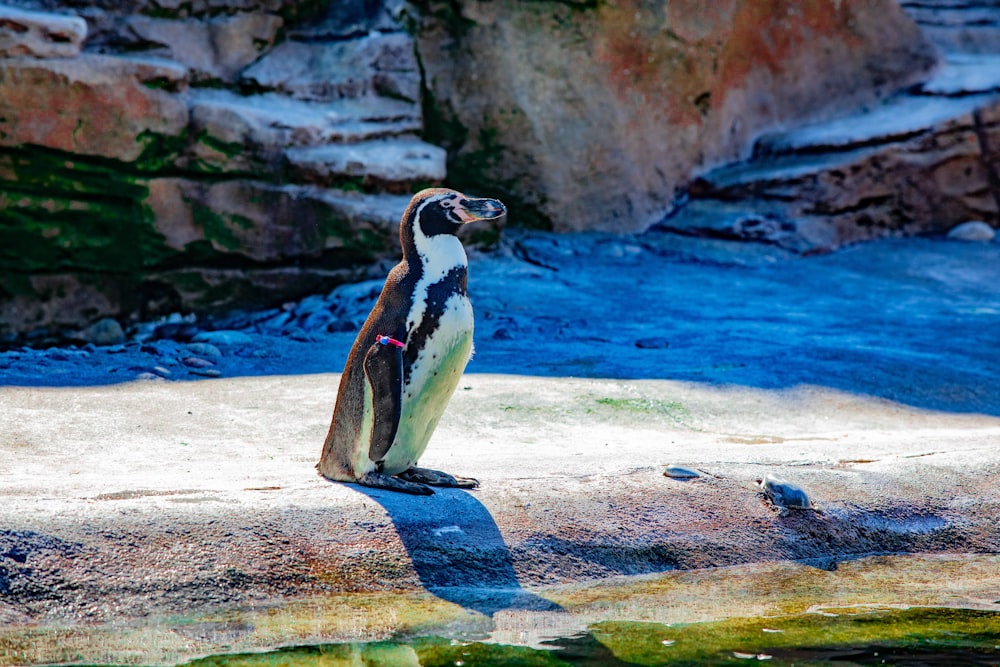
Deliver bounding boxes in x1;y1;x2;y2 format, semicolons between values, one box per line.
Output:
318;188;506;495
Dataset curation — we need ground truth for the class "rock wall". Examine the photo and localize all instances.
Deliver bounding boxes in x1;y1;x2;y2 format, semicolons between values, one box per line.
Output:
0;0;448;346
413;0;937;232
0;0;940;345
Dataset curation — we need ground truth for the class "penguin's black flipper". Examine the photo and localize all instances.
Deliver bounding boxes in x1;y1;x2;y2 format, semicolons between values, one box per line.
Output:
362;338;404;465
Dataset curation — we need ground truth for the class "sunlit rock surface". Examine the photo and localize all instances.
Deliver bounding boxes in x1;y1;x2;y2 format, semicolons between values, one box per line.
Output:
414;0;935;232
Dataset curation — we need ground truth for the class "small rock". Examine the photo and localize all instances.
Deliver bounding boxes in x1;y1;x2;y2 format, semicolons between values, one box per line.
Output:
299;309;336;332
293;294;328;316
947;221;995;242
663;465;700;479
192;330;253;346
77;318;126;347
185;342;222;358
760;474;811;510
635;337;670;350
492;328;514;340
189;368;222;378
327;279;382;307
181;356;215;369
151;366;172;378
134;372;166;382
0;5;87;59
257;312;291;334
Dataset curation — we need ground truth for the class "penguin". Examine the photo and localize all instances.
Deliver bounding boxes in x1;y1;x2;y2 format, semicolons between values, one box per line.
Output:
318;188;506;495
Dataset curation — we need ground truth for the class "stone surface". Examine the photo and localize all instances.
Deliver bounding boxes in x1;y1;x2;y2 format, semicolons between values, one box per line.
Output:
286;137;448;191
901;0;1000;54
0;4;86;58
73;316;125;346
0;53;188;162
414;0;936;231
0;0;437;347
918;54;1000;96
0;171;410;344
185;90;422;174
947;220;996;241
0;233;998;664
669;86;1000;251
242;32;421;103
122;12;283;83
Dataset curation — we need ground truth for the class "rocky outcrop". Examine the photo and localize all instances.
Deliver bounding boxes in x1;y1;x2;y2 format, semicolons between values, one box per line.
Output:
0;0;976;345
0;4;85;57
0;0;448;346
662;55;1000;252
413;0;937;232
901;0;1000;54
655;0;1000;251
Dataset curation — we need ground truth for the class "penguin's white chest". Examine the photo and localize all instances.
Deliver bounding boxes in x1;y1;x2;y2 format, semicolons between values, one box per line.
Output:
380;293;473;474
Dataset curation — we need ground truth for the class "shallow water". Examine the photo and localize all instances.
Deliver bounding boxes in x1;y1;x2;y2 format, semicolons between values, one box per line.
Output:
149;606;1000;666
7;554;1000;666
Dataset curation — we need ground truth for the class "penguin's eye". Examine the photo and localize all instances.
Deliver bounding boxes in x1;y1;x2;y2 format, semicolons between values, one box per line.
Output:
441;200;453;208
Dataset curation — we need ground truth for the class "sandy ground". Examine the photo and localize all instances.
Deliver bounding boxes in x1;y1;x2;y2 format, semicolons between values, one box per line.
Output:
1;232;999;663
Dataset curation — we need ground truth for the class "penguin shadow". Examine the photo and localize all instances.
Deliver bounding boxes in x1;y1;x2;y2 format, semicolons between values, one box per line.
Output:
356;486;563;617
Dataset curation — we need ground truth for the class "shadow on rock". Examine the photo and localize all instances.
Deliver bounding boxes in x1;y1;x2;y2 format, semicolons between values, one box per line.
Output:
357;487;563;617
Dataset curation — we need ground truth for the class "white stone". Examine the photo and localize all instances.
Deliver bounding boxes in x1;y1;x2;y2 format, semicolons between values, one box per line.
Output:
947;221;996;242
286;138;447;186
124;13;282;82
0;5;86;58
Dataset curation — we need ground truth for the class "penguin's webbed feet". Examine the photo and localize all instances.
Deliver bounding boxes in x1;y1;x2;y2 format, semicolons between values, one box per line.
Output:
357;471;434;495
398;467;480;489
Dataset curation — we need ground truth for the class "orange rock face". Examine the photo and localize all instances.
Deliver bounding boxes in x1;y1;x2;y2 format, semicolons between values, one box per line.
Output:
0;55;188;163
415;0;937;232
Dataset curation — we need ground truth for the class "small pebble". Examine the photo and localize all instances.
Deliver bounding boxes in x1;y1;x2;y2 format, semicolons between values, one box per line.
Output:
181;356;215;369
151;366;172;378
947;221;995;242
635;337;670;349
257;312;291;333
185;342;222;358
134;372;166;382
760;474;811;510
663;465;700;479
189;368;221;378
298;309;336;332
294;294;328;315
77;318;126;346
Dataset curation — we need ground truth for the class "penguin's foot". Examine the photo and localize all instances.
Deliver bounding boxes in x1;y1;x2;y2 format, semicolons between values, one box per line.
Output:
357;471;434;495
398;467;480;489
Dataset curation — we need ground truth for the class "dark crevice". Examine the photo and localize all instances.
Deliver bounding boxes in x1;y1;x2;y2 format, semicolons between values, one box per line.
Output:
802;194;896;217
753;128;929;160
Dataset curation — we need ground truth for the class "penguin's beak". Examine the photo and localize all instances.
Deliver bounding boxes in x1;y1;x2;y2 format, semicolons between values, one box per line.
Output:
456;197;507;223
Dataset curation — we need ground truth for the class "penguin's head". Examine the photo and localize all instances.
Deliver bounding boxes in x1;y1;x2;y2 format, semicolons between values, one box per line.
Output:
401;188;506;252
